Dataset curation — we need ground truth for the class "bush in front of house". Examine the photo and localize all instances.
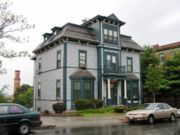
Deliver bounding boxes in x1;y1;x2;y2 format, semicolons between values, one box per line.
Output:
114;105;128;113
52;102;65;113
93;99;103;109
75;99;103;110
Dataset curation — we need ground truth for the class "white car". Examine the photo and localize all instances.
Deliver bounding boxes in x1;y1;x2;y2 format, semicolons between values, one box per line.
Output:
126;103;177;124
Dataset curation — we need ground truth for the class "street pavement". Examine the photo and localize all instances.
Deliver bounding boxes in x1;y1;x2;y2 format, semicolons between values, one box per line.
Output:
41;114;126;128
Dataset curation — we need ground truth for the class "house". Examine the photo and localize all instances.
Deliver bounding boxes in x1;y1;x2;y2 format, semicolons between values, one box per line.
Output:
32;14;143;111
153;41;180;63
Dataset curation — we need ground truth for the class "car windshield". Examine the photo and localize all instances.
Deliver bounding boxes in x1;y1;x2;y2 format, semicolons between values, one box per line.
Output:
144;103;156;110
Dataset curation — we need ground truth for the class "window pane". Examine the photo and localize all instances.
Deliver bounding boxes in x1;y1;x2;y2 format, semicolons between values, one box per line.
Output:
74;81;81;100
114;31;117;37
79;51;86;67
109;30;113;36
0;106;8;115
127;57;133;72
9;106;23;114
112;56;116;63
107;55;111;60
104;29;108;35
57;52;61;60
84;81;92;99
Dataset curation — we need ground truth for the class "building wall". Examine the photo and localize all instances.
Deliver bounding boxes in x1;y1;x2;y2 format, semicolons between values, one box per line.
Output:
66;42;98;109
121;50;141;102
34;44;64;112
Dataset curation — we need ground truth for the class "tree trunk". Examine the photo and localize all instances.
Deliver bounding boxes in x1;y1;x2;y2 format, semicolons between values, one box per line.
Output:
153;93;156;103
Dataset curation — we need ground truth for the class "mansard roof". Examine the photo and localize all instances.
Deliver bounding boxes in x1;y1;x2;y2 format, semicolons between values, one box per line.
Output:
120;34;143;51
33;23;99;53
82;13;125;27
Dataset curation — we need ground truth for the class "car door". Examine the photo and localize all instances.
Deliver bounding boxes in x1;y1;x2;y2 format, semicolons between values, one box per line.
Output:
5;105;25;129
155;103;165;119
162;103;172;118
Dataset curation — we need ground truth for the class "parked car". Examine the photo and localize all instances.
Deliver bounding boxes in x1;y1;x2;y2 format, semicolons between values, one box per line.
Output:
0;103;42;135
125;103;177;124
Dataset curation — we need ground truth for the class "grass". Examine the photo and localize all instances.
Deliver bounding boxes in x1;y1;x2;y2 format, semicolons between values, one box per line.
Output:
77;106;122;117
76;104;143;117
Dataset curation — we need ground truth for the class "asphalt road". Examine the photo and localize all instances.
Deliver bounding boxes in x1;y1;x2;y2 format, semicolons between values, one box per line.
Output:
32;119;180;135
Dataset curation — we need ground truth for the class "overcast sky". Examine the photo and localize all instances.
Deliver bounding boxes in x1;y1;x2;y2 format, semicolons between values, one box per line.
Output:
0;0;180;95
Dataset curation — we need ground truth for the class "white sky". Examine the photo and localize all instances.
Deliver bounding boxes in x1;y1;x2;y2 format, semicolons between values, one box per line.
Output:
0;0;180;95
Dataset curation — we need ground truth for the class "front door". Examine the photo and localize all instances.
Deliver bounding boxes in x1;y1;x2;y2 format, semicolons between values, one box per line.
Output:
111;80;117;105
127;81;139;104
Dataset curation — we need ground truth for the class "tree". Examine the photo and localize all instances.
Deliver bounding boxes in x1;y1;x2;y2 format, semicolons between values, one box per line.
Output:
161;52;180;106
13;84;33;108
140;46;160;85
0;0;34;74
0;85;9;102
145;65;164;102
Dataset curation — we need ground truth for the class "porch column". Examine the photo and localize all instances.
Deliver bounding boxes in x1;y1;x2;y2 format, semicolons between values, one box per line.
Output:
124;80;127;98
107;79;111;99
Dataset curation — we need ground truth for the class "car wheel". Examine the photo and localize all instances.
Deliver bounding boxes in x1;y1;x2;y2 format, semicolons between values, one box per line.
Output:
128;120;134;124
169;114;176;122
148;115;155;124
18;122;30;135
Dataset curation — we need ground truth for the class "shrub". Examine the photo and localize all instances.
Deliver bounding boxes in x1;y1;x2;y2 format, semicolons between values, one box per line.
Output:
75;99;103;110
114;105;128;113
44;110;50;114
52;102;65;113
93;99;103;109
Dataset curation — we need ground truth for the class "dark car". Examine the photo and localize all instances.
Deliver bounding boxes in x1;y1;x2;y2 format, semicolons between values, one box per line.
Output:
0;103;42;135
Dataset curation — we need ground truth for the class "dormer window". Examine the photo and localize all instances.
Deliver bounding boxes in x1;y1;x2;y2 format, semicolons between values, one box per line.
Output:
54;31;57;35
103;24;118;44
44;37;48;41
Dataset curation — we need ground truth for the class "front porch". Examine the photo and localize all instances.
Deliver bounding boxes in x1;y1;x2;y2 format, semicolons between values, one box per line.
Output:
102;77;140;106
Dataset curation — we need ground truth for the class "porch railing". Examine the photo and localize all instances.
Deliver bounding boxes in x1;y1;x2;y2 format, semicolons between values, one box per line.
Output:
104;64;125;74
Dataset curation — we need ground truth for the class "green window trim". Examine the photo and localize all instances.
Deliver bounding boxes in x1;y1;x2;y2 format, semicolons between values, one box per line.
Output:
127;57;133;73
71;79;94;101
79;50;87;68
56;50;61;68
56;79;61;99
103;24;118;44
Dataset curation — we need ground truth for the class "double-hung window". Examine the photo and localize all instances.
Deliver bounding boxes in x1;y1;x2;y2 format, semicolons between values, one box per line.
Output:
79;50;87;68
84;81;92;99
38;82;41;99
127;57;133;73
56;80;61;99
73;81;81;100
103;25;118;44
57;51;61;68
38;58;42;73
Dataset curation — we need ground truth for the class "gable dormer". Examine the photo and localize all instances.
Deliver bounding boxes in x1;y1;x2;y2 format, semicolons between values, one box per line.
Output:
43;33;52;41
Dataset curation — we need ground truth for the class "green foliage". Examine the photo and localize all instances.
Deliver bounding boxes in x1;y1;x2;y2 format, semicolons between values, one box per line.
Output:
75;99;103;110
0;0;34;58
114;105;128;113
140;46;159;84
77;106;115;114
52;102;65;113
145;65;164;102
127;104;145;111
13;84;33;108
0;85;9;103
161;52;180;94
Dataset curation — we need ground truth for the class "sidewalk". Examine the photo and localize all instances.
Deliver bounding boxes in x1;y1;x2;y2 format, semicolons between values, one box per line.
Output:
41;114;127;128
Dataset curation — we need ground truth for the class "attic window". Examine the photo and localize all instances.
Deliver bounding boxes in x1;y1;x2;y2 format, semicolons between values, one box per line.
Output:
54;31;57;35
44;37;48;41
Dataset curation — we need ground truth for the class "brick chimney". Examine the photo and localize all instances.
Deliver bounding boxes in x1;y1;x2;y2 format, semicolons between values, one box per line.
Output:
14;70;21;94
